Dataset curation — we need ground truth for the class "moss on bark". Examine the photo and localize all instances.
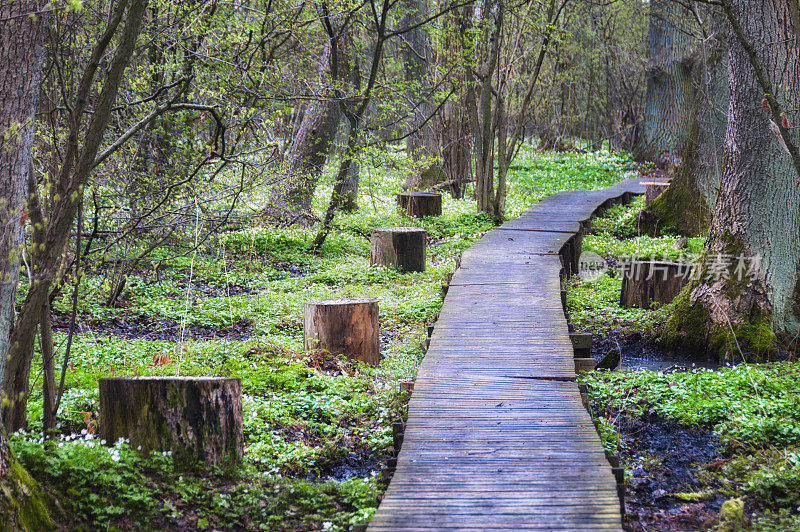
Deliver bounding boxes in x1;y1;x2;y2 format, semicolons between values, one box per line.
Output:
662;285;776;362
0;452;60;531
661;287;711;350
640;183;711;236
638;120;712;237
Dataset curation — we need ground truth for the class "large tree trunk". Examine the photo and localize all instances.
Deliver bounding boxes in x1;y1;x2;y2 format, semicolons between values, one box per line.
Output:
440;100;471;199
643;6;729;236
636;0;697;166
664;0;800;359
0;1;59;527
437;5;474;199
270;27;351;216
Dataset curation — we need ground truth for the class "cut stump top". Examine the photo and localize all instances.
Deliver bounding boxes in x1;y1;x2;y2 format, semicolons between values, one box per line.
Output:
305;298;378;306
100;376;239;382
372;227;426;233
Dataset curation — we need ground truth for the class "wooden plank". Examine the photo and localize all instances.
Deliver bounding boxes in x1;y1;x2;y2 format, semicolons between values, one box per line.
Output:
368;179;645;532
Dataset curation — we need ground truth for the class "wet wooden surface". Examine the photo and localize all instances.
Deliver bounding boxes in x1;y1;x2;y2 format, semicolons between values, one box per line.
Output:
368;179;645;531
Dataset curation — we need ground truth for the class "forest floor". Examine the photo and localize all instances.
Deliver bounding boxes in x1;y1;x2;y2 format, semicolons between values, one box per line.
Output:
16;146;800;530
570;200;800;531
12;145;638;531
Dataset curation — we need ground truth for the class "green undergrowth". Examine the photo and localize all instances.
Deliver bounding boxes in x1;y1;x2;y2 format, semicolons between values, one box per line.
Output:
573;190;800;529
14;145;640;530
584;363;800;452
585;363;800;528
565;274;665;335
10;432;381;530
568;198;705;334
583;197;705;261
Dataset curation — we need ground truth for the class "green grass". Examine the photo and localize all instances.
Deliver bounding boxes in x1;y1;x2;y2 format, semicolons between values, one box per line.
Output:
567;193;707;334
565;273;663;334
583;363;800;451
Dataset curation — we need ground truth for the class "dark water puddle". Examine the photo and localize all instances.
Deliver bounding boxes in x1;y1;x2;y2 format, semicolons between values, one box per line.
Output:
229;257;309;278
617;411;723;530
308;451;384;483
52;315;253;341
271;260;309;278
592;332;719;372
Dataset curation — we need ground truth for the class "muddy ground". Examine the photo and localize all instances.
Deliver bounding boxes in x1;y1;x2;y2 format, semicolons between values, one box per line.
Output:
588;334;729;530
616;410;723;531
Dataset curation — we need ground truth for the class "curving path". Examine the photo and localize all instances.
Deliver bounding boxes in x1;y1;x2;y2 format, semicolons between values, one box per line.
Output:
368;178;646;531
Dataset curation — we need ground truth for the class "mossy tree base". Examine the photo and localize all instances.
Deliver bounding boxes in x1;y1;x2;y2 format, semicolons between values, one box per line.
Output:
0;450;60;531
662;283;777;363
638;174;712;237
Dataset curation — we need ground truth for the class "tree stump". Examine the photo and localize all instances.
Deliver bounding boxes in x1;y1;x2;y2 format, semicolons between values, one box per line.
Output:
396;192;442;217
370;227;426;272
99;376;243;467
620;261;689;308
304;298;380;365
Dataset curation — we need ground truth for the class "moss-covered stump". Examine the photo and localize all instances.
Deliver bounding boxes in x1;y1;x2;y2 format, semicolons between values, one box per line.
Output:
396;192;442;218
621;261;688;308
370;227;426;273
0;449;61;531
99;377;243;468
304;298;380;365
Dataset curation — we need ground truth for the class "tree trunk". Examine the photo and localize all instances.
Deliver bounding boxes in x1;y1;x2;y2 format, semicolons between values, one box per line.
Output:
310;10;388;251
440;100;471;199
664;0;800;359
0;1;59;527
403;0;441;189
40;300;56;435
474;1;502;219
270;25;353;216
339;159;359;211
645;7;729;236
636;0;697;166
438;4;475;199
273;38;341;214
99;377;244;468
0;0;44;408
3;0;150;431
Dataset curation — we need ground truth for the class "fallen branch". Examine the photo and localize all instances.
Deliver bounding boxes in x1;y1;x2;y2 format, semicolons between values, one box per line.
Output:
431;178;475;190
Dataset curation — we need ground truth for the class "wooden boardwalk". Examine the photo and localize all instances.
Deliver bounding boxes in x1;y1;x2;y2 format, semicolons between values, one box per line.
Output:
368;179;645;531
